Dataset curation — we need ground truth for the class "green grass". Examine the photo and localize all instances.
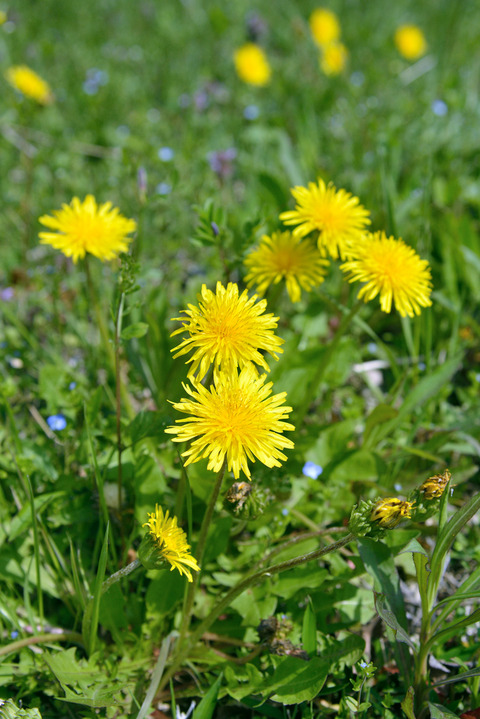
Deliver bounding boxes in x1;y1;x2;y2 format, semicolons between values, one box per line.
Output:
1;1;480;717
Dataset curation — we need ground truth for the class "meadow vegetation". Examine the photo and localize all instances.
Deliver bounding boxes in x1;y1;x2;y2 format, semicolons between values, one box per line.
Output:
1;1;480;717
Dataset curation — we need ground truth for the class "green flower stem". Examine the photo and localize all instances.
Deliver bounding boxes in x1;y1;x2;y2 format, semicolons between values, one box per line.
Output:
160;532;355;695
178;463;227;647
101;558;141;595
114;290;126;540
84;255;115;369
0;631;84;658
84;256;135;421
295;299;363;426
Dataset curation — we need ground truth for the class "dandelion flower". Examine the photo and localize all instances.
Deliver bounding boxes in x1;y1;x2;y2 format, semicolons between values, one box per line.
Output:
244;231;329;303
309;8;340;47
394;25;427;61
165;363;295;480
39;195;137;263
142;505;200;582
340;231;433;317
171;281;284;382
320;42;348;76
234;43;271;86
370;498;414;529
280;178;370;260
5;65;53;105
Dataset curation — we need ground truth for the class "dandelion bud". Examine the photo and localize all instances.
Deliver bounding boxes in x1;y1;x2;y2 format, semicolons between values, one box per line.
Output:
224;481;273;520
370;498;414;529
419;469;451;501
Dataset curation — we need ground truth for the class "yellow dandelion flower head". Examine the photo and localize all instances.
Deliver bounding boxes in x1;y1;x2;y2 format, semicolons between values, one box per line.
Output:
244;230;330;303
340;231;433;318
165;362;295;480
279;179;371;260
419;469;451;501
38;195;137;263
0;11;7;26
5;65;53;105
320;42;348;76
234;43;271;86
370;498;414;529
394;24;427;61
309;8;340;47
171;281;284;382
143;505;200;582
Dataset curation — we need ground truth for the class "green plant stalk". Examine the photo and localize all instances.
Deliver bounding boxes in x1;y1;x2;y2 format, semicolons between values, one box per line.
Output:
101;558;141;594
25;474;44;628
115;290;126;536
0;631;84;658
84;256;135;421
295;299;362;426
158;532;355;696
178;463;227;648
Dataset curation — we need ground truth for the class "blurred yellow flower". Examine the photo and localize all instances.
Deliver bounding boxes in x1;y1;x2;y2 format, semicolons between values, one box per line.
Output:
394;24;427;61
280;179;370;260
143;505;200;582
234;43;271;86
370;498;414;529
165;363;294;479
340;231;433;317
171;281;284;382
320;42;348;75
244;231;329;303
39;195;136;263
5;65;53;105
309;8;340;47
0;10;7;25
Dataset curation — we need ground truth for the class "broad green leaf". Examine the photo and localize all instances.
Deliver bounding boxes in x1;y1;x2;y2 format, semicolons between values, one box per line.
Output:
374;595;415;649
428;703;461;718
302;596;317;656
224;663;264;701
128;411;170;444
192;672;223;719
121;322;149;340
260;656;329;704
401;686;416;719
358;538;408;628
363;404;398;446
0;699;42;718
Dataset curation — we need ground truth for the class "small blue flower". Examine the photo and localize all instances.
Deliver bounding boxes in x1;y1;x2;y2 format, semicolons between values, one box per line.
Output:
47;414;67;431
68;381;76;390
302;461;323;480
243;104;259;120
282;508;289;516
358;660;368;669
158;146;175;161
432;99;448;117
10;630;19;639
156;182;172;195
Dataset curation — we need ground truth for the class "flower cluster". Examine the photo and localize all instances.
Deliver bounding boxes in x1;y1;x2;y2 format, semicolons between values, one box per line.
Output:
167;282;295;479
242;176;433;315
309;8;348;76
